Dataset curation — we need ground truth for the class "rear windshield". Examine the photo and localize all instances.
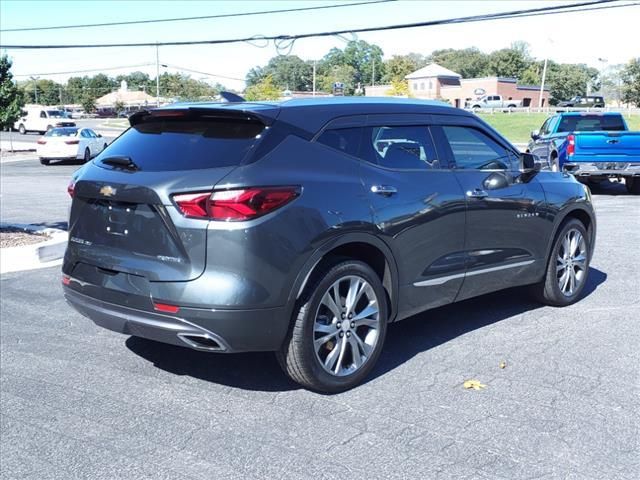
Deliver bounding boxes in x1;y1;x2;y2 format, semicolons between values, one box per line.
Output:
557;115;626;133
47;110;65;118
45;127;78;137
100;117;265;171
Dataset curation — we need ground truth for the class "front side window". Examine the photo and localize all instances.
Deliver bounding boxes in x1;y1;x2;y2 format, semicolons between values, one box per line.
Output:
361;125;440;170
440;126;512;170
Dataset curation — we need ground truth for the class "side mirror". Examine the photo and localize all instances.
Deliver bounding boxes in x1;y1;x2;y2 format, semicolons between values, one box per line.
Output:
520;152;541;173
483;171;511;190
97;133;102;138
530;129;540;140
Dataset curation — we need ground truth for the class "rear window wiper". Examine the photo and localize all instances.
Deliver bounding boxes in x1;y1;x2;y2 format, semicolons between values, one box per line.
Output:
100;156;139;171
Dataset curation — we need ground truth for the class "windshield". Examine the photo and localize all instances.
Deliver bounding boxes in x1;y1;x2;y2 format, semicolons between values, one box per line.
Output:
46;110;65;118
45;127;78;137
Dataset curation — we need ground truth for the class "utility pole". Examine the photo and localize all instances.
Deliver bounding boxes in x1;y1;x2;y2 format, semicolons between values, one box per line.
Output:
59;85;63;105
538;57;548;109
371;57;375;87
156;43;160;107
312;60;316;97
30;76;39;104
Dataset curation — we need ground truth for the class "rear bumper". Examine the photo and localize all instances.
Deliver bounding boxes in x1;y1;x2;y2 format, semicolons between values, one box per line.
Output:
563;162;640;177
63;286;290;353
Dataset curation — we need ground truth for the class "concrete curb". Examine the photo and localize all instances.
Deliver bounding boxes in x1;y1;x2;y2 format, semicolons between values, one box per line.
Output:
0;223;68;274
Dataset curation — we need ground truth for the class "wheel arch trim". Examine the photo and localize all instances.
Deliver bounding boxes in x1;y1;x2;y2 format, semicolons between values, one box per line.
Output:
287;232;400;322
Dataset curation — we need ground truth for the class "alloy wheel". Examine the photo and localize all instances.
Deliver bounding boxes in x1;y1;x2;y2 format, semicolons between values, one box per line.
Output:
556;228;587;297
313;275;381;377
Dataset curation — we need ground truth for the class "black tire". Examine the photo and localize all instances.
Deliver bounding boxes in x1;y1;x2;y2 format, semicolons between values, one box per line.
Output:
83;148;91;163
532;218;590;306
626;177;640;195
39;158;50;166
277;260;388;393
18;124;26;135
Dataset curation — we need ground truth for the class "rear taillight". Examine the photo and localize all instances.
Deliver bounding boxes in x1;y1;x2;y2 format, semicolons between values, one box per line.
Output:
65;139;79;145
567;134;575;156
173;187;299;221
37;139;46;145
67;180;75;197
153;302;180;314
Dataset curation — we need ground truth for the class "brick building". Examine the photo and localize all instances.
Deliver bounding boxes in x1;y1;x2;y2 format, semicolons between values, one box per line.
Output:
367;63;550;107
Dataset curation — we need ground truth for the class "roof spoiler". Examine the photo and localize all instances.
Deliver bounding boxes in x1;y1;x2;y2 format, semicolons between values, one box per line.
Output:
128;106;275;128
219;91;246;103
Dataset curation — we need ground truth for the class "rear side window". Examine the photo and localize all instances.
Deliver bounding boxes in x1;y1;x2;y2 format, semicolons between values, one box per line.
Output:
557;115;625;132
316;127;362;158
101;117;265;171
440;126;513;170
362;125;441;170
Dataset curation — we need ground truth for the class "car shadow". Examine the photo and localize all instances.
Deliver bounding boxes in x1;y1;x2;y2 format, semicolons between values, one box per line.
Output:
125;267;607;393
587;180;628;196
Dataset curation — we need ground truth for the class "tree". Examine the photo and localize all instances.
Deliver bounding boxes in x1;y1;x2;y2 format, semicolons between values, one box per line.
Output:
545;62;599;104
0;55;24;130
81;95;96;114
114;100;125;114
621;58;640;106
252;55;313;91
487;48;530;79
385;79;410;97
341;40;384;86
317;64;357;95
383;53;428;83
428;48;489;78
244;76;282;101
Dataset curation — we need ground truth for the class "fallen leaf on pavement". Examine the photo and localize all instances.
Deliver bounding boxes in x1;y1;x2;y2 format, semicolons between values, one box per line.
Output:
463;379;486;390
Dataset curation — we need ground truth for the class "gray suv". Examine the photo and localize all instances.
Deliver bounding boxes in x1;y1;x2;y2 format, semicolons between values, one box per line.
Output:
63;97;596;392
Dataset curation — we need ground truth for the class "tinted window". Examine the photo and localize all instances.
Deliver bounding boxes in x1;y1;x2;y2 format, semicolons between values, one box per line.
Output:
539;118;551;135
441;126;512;170
45;127;78;137
556;115;626;132
361;125;441;170
100;117;265;171
316;127;362;158
80;130;91;138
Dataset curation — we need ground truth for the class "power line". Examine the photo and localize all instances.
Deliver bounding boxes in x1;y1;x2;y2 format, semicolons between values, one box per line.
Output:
0;0;395;33
13;63;155;77
163;64;245;82
0;0;632;50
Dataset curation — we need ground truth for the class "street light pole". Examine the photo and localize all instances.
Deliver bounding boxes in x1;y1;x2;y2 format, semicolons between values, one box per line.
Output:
538;57;548;109
312;60;316;97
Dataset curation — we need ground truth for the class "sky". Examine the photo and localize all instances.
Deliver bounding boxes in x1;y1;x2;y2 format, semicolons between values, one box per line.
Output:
1;0;639;90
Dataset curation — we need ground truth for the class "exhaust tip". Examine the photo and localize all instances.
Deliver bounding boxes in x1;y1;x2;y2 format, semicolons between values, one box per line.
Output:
177;333;225;352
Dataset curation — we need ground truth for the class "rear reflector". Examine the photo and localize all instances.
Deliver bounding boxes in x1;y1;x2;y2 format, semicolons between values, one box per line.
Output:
173;186;299;221
67;180;75;197
62;275;71;285
153;302;180;314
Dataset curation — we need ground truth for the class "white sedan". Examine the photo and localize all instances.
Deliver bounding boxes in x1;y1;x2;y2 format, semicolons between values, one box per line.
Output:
37;127;109;165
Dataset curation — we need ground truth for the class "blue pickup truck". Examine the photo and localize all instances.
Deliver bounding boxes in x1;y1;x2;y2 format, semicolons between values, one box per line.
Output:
527;112;640;194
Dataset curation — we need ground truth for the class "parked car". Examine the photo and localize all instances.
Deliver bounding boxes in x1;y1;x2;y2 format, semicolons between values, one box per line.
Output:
37;127;108;165
13;107;76;134
467;95;522;110
63;98;596;392
527;112;640;193
557;96;605;109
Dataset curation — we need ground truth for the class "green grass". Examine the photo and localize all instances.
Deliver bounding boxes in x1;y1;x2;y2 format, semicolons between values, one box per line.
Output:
477;112;640;144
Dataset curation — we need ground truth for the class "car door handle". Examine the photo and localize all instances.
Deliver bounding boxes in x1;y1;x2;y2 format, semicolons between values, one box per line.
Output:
371;185;398;196
466;188;488;199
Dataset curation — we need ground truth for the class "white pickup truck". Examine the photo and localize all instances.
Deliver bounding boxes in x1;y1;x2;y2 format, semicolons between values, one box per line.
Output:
467;95;522;110
13;107;75;134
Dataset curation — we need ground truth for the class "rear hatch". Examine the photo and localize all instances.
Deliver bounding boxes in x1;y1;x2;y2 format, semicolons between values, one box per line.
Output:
65;106;278;282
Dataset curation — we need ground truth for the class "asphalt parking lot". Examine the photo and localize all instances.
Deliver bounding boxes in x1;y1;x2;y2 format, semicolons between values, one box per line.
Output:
1;159;638;479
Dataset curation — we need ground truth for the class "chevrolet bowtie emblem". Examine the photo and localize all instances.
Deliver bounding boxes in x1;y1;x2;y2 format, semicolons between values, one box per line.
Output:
100;185;116;197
